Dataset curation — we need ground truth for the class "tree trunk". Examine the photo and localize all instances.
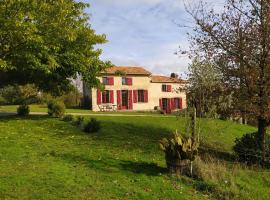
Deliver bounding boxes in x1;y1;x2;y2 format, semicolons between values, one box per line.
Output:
257;116;266;153
191;106;196;143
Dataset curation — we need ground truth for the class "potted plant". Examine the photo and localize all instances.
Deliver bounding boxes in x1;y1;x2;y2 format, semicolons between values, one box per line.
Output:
159;130;199;176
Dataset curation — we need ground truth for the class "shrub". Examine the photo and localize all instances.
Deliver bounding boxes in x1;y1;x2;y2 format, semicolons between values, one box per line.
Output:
17;104;30;116
73;116;85;129
84;118;101;133
159;130;199;175
233;132;270;167
47;101;65;117
62;114;74;122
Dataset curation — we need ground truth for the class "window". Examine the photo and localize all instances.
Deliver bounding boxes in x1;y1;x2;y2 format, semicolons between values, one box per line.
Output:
162;85;167;92
174;98;180;109
102;77;109;85
138;90;145;103
122;77;132;85
102;90;110;103
161;84;172;92
102;77;114;85
122;77;127;85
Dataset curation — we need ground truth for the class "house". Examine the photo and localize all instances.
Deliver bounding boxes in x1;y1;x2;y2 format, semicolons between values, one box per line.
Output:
83;66;187;113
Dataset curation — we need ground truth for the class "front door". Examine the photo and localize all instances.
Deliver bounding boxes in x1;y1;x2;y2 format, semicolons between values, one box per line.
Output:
121;90;128;110
162;98;171;113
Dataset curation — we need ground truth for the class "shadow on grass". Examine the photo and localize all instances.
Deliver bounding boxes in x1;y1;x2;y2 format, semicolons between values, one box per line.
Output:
199;145;236;162
55;152;166;176
0;114;51;122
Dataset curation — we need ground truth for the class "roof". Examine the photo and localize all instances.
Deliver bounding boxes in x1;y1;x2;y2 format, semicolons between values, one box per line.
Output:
151;75;186;83
103;66;151;75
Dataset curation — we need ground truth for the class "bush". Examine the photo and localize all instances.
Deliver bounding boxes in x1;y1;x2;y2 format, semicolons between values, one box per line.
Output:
73;116;85;129
62;114;74;122
47;101;65;117
17;104;30;116
233;132;270;167
84;118;101;133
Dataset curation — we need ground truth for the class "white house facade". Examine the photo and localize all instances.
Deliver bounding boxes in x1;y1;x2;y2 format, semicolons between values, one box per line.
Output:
84;66;187;113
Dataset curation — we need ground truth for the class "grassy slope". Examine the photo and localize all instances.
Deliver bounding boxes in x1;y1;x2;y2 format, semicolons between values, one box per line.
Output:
0;115;269;199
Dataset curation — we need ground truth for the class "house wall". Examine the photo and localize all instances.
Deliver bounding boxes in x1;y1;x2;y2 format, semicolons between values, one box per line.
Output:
91;75;186;112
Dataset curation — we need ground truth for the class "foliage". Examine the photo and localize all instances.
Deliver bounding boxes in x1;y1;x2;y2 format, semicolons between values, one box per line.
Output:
17;104;30;116
74;116;85;128
159;130;199;162
62;114;74;122
0;0;110;95
185;0;270;150
233;132;270;167
47;101;65;118
83;118;101;133
0;84;40;105
187;58;233;119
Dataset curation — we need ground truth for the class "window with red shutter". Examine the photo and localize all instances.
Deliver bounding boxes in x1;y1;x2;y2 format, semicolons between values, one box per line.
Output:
167;85;172;92
102;90;110;103
117;90;121;110
109;77;114;85
127;78;132;85
170;98;175;110
144;90;148;103
180;98;183;110
110;91;114;103
97;90;102;105
128;90;133;110
133;90;138;103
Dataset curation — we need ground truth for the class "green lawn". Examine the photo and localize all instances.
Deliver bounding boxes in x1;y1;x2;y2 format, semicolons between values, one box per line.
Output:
0;115;269;199
0;104;161;115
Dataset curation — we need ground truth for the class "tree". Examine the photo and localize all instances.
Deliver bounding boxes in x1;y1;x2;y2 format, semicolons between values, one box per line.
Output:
186;0;270;151
0;0;110;95
170;73;179;79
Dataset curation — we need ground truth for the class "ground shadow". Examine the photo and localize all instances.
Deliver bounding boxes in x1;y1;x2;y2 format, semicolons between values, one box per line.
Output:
54;152;166;176
119;160;167;176
199;145;236;162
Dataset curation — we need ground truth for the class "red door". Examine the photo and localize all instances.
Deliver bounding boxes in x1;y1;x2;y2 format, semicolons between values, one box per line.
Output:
121;90;128;110
161;98;171;113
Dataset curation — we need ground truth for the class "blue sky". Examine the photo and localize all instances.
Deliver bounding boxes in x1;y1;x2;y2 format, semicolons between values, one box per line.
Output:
86;0;224;78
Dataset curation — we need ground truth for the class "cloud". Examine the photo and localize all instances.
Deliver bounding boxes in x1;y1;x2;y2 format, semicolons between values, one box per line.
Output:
88;0;226;76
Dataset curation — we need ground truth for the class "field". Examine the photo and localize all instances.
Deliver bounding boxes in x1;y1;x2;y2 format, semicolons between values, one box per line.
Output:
0;114;270;199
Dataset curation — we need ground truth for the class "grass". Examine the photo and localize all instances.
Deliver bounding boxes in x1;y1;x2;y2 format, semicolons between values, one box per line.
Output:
0;114;269;199
0;104;161;115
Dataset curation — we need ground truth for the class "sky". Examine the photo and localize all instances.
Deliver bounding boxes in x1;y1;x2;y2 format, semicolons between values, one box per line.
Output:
86;0;225;78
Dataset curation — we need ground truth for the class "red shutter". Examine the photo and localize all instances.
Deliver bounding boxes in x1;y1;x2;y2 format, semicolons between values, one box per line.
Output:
167;85;172;92
171;98;175;110
127;78;133;85
109;77;114;85
133;90;138;103
97;90;102;105
110;90;114;104
159;98;163;110
144;90;148;103
180;97;183;110
128;90;133;110
117;90;121;110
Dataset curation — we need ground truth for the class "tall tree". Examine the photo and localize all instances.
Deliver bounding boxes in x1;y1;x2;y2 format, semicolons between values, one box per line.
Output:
186;0;270;151
0;0;110;95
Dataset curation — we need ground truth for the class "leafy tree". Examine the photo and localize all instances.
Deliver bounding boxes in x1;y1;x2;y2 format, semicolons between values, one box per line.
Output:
0;84;40;104
0;0;109;95
186;0;270;152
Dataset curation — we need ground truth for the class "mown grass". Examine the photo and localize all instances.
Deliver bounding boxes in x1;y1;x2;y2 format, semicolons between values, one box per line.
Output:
0;104;161;115
0;115;269;199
